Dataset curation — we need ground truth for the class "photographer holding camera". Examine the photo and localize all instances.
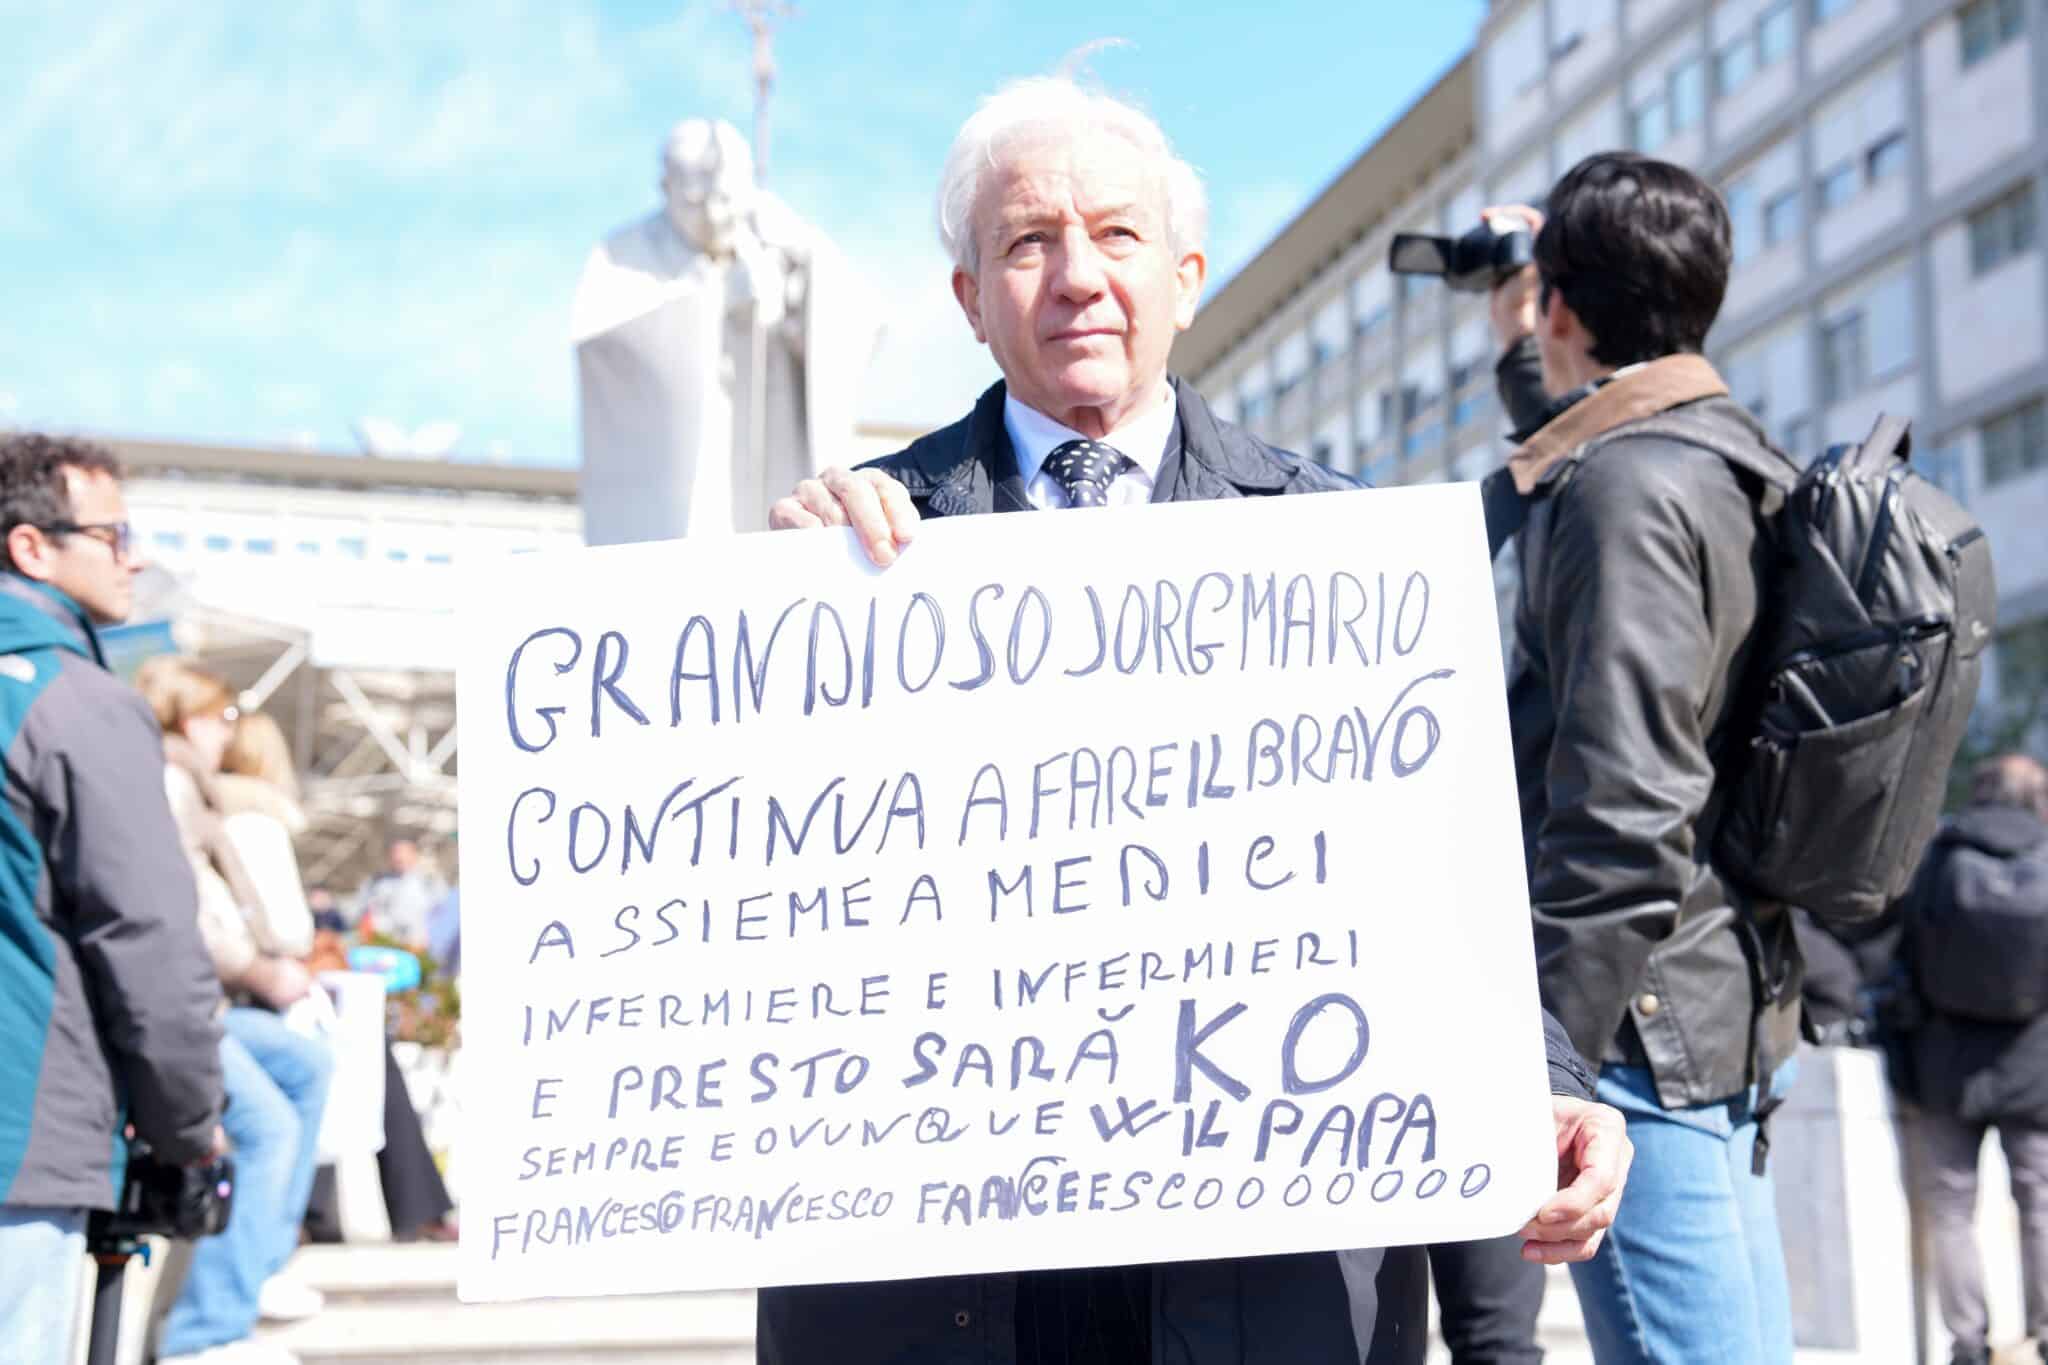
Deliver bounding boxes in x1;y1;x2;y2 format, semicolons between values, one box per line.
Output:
0;434;227;1364
1472;154;1804;1362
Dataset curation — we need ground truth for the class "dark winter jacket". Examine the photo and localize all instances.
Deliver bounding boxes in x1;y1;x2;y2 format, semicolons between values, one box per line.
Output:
1492;338;1806;1109
0;575;223;1210
755;376;1598;1365
1902;805;2048;1127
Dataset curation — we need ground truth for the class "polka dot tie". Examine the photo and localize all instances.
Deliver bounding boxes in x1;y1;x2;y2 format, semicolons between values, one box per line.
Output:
1044;438;1133;508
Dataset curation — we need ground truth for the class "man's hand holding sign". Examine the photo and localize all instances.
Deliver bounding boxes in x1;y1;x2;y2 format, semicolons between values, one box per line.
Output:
461;70;1627;1365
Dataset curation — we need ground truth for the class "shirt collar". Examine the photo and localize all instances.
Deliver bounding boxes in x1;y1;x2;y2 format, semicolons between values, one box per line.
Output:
1003;384;1179;488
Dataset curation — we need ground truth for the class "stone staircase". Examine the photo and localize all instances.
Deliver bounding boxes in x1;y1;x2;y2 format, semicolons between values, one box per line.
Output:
256;1243;2035;1364
255;1246;753;1365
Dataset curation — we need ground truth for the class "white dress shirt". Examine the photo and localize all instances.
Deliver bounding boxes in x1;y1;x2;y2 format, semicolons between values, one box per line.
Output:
1004;386;1179;510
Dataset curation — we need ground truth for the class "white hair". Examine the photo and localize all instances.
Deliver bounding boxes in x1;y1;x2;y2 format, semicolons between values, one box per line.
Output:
935;74;1208;275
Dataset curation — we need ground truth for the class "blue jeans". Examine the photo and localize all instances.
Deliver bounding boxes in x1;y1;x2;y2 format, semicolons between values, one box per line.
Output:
0;1206;85;1364
1568;1063;1795;1365
162;1007;333;1356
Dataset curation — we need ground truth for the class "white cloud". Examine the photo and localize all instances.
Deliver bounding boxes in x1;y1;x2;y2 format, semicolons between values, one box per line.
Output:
0;391;18;418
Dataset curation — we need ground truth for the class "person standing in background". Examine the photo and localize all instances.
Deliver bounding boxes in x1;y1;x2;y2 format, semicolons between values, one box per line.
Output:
1899;754;2048;1365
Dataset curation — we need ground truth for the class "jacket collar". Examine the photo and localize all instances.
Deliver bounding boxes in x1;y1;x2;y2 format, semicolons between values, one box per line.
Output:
1508;353;1728;493
0;572;109;668
908;374;1294;517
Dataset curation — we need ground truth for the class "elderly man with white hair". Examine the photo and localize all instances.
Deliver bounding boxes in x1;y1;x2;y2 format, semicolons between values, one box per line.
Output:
763;75;1632;1365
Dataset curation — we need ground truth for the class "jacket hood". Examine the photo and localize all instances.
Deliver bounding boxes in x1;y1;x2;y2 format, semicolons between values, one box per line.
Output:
0;574;104;665
1947;805;2048;859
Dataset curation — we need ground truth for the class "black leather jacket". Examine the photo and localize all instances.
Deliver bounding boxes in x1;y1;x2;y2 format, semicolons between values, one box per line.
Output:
756;376;1598;1365
1495;339;1804;1110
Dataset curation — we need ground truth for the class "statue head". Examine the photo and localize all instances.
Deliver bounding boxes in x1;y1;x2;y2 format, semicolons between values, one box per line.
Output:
661;119;755;260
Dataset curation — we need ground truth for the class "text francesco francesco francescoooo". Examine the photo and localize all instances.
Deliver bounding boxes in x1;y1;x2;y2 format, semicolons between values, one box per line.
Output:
485;565;1497;1265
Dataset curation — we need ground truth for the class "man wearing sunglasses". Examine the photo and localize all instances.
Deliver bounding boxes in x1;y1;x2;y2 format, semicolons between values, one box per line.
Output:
0;433;226;1363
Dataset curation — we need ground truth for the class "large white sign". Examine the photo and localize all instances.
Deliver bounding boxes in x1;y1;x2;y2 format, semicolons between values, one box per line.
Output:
455;484;1553;1303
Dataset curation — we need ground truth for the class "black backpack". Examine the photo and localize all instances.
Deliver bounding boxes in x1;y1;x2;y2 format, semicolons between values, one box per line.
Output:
1591;410;1998;924
1910;815;2048;1023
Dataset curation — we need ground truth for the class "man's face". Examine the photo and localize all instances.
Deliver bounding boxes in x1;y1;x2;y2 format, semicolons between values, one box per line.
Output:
663;153;749;259
38;469;138;626
390;840;420;875
953;127;1205;434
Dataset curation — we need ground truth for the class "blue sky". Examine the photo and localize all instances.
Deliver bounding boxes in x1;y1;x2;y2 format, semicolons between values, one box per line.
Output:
0;1;1485;466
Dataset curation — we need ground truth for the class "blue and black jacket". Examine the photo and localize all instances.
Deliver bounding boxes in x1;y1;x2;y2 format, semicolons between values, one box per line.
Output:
0;574;223;1211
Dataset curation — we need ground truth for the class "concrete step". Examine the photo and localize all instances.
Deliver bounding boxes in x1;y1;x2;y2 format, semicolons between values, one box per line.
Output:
256;1246;754;1364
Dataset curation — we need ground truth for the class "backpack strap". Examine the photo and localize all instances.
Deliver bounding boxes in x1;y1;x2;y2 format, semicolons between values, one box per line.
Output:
1576;405;1797;516
1855;412;1913;471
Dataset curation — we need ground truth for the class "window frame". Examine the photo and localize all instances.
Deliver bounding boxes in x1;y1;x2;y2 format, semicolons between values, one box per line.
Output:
1819;310;1868;404
1864;130;1908;185
1960;0;2027;67
1715;32;1757;96
1968;183;2040;276
1981;397;2048;486
1817;161;1861;213
1758;1;1798;65
1764;186;1803;248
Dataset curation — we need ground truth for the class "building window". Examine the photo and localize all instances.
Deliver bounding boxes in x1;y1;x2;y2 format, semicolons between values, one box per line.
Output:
1981;398;2048;485
1818;162;1860;212
1960;0;2026;67
1780;414;1814;458
1968;183;2039;275
1454;393;1491;429
1716;35;1757;95
1922;438;1969;502
1727;180;1760;262
1764;188;1802;247
244;538;275;556
1670;57;1707;133
1758;1;1798;64
1865;131;1908;184
1817;128;1905;216
295;540;321;556
425;551;454;566
1357;307;1391;343
153;530;187;551
337;536;368;560
1631;98;1671;153
1399;273;1435;306
1820;313;1867;403
1241;395;1267;425
203;534;231;554
1403;420;1444;459
1450;358;1483;392
1813;0;1858;23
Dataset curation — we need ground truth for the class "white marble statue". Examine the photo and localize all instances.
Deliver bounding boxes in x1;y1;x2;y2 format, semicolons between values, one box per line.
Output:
573;118;877;544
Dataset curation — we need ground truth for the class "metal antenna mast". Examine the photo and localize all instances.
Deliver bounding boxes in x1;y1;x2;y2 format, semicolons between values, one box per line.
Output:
728;0;796;183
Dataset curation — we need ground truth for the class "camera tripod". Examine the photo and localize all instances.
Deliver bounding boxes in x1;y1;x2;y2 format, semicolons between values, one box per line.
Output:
82;1219;144;1365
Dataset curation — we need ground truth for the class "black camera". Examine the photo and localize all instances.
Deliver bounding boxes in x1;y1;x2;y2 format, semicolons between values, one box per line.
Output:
1389;216;1535;293
87;1148;235;1251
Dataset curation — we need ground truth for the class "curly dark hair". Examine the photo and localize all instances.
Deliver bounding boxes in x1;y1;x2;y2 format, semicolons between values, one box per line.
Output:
0;433;125;572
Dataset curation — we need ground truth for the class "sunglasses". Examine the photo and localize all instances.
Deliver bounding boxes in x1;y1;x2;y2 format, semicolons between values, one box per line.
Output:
40;520;135;559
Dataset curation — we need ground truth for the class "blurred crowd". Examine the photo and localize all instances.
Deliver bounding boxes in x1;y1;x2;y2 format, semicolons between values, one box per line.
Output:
134;656;462;1364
